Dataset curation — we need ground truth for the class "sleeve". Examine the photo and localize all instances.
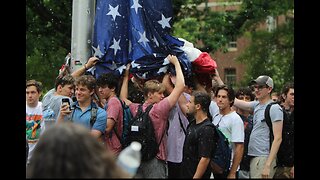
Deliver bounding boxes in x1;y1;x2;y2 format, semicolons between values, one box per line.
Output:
230;115;245;143
270;104;284;122
92;108;107;134
106;97;122;123
151;98;171;121
249;100;259;109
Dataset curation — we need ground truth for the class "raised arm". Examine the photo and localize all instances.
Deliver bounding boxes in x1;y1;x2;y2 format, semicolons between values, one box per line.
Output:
166;55;185;108
211;68;224;86
233;98;253;112
119;64;132;106
71;56;99;78
162;73;188;116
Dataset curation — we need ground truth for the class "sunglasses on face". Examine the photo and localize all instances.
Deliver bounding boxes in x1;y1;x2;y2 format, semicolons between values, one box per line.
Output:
253;85;268;90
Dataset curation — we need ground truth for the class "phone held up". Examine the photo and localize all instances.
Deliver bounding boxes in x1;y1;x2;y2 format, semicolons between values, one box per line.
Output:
61;98;72;111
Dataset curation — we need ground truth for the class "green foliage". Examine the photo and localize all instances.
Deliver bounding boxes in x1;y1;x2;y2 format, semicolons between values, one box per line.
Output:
173;0;294;91
172;0;233;52
236;20;294;92
26;0;72;90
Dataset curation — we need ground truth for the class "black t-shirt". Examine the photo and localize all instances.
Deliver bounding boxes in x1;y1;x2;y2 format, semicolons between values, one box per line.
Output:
182;118;216;178
238;113;253;171
277;109;294;167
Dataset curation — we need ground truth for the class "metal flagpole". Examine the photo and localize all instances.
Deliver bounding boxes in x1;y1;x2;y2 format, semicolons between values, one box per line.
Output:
70;0;96;73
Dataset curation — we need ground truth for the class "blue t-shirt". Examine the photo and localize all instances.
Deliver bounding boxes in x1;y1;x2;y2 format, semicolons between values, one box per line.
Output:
70;102;107;134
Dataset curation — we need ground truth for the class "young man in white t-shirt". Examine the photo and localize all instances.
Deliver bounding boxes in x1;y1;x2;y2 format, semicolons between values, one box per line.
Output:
26;80;46;165
212;85;244;178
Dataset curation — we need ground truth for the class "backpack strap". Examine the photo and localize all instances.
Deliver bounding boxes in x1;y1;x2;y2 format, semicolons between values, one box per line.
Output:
112;97;125;144
212;113;221;127
264;101;278;148
178;113;187;135
141;104;167;146
90;103;98;128
70;102;98;129
70;102;77;122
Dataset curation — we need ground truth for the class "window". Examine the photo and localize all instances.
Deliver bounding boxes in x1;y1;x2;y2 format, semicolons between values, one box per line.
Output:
224;68;236;87
228;36;237;51
266;16;277;32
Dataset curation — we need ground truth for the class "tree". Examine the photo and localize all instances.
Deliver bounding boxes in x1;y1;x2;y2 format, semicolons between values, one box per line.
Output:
234;0;294;92
237;19;294;92
26;0;72;92
172;0;294;91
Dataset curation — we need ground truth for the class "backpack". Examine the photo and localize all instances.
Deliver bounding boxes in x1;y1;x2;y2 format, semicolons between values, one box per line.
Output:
265;101;294;166
112;98;133;147
123;104;164;162
264;101;283;147
209;118;232;175
192;118;232;175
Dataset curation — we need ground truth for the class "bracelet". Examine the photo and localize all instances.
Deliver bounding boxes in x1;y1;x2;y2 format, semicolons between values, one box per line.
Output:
84;64;88;70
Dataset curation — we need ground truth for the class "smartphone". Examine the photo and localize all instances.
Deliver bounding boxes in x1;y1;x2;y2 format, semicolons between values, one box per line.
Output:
61;98;71;111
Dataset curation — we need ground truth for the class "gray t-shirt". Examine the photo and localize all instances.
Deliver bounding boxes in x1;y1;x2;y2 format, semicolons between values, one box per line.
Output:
42;88;73;121
248;100;283;156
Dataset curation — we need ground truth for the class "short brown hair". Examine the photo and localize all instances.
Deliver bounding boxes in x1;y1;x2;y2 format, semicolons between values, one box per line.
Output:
75;75;96;91
26;80;43;93
55;74;75;90
143;79;165;99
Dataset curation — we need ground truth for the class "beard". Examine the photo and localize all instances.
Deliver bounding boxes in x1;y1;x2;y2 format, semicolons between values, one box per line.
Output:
186;112;195;122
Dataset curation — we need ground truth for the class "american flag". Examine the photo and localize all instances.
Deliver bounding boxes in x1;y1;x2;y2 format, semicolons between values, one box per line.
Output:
92;0;192;79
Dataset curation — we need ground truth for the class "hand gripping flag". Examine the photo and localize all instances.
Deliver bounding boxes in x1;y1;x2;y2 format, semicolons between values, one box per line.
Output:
92;0;192;79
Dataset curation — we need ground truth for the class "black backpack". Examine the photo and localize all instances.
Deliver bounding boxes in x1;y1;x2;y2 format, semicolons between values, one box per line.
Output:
264;101;284;147
123;104;164;162
265;101;294;166
209;116;232;175
191;119;232;175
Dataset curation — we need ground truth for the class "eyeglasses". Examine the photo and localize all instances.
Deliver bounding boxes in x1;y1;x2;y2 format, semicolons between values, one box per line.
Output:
253;85;268;91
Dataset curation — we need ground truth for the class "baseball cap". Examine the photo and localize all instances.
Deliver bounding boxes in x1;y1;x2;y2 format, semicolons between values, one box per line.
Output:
251;75;274;88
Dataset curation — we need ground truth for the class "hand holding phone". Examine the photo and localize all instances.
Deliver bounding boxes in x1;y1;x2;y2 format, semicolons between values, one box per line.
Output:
61;98;71;111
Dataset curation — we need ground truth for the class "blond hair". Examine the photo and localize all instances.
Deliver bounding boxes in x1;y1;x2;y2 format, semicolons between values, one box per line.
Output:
143;79;165;99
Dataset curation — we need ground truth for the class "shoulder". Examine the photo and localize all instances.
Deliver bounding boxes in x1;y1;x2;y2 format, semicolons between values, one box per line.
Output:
109;96;121;105
267;102;283;113
157;98;170;107
97;107;107;116
152;98;170;113
202;119;215;129
230;111;243;122
201;120;215;135
251;100;260;109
